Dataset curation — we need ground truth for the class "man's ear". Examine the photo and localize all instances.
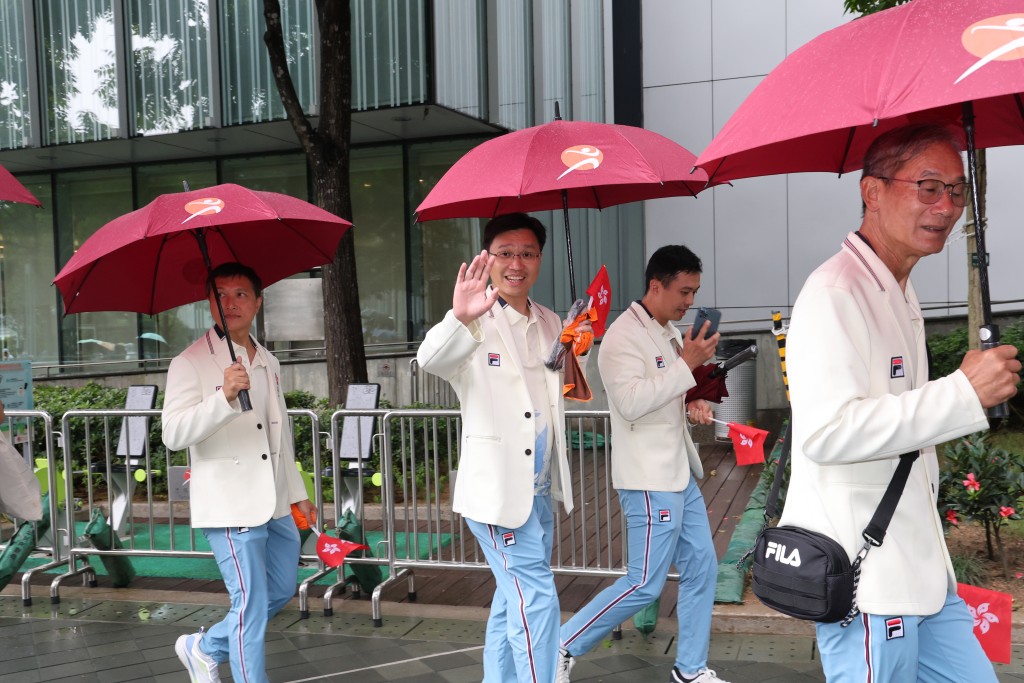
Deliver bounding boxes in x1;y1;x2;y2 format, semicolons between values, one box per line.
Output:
861;176;881;211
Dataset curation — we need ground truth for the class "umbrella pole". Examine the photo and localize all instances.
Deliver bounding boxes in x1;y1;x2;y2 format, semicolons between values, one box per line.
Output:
961;101;1006;419
192;229;253;413
562;190;577;302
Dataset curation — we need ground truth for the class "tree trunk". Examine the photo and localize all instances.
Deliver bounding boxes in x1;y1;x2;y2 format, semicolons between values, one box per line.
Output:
264;0;367;407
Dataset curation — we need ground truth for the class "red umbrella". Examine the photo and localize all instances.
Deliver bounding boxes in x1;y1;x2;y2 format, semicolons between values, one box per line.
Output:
695;0;1024;412
685;343;758;404
0;165;41;207
695;1;1024;182
53;183;351;315
53;182;352;411
416;107;714;300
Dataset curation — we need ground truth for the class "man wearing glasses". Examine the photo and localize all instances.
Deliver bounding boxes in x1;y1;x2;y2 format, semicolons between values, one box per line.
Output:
417;213;590;683
781;123;1020;681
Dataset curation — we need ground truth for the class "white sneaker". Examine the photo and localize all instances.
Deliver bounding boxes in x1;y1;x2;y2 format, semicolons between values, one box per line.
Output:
175;632;222;683
555;648;576;683
670;667;729;683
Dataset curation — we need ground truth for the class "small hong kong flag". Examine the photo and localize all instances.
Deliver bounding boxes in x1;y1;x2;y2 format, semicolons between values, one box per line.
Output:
585;265;612;338
721;421;768;466
958;582;1012;664
311;528;369;568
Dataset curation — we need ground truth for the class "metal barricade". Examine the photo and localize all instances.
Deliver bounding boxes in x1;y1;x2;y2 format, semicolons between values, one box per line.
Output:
297;407;391;618
408;358;458;407
369;407;626;626
0;410;59;606
47;408;323;604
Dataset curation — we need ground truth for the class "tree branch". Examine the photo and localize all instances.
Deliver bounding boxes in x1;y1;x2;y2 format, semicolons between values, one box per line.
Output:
263;0;317;156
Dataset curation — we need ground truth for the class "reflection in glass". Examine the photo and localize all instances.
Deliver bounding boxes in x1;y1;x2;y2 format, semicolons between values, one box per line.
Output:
128;0;212;135
219;0;315;125
407;139;486;338
37;0;120;144
433;0;485;119
352;0;428;111
0;1;31;149
0;177;57;364
494;0;532;130
352;146;407;346
573;0;605;123
55;168;136;369
538;0;570;122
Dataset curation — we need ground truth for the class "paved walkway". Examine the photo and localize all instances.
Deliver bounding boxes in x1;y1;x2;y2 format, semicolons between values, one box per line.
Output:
2;584;1023;682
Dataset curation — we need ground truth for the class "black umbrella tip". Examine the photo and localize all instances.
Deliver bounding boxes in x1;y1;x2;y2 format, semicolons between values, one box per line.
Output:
554;101;562;121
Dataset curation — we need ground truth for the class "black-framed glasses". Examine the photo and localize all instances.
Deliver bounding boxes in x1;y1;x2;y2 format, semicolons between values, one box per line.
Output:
488;250;540;262
877;177;971;208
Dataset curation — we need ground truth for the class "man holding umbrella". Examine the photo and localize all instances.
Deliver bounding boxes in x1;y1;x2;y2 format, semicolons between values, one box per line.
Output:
417;213;590;683
163;262;315;683
556;244;726;683
782;124;1020;681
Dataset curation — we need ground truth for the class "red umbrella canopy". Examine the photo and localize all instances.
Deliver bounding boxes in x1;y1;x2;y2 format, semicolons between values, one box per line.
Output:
416;119;713;220
0;164;41;207
53;183;352;315
696;0;1024;182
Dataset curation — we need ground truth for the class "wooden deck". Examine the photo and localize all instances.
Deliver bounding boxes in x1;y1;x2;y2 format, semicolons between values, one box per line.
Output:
19;432;770;619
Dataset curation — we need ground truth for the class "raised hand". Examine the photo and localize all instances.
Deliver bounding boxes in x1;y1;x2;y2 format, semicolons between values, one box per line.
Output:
453;250;499;325
222;361;251;403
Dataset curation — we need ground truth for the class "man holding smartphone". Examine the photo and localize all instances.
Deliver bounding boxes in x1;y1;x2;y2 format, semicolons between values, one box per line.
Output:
556;245;729;683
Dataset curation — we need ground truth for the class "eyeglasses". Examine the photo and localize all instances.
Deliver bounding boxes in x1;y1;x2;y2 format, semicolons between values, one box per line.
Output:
876;177;971;208
488;250;541;263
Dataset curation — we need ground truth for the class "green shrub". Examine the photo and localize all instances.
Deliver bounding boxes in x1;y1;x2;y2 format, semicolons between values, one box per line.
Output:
940;433;1024;579
949;551;988;587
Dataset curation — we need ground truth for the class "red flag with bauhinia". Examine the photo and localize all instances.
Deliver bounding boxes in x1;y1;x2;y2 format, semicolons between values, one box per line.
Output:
725;422;768;466
314;530;370;568
958;582;1012;664
585;265;611;338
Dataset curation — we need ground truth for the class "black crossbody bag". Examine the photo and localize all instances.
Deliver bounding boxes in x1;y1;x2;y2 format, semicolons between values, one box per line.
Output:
744;421;919;627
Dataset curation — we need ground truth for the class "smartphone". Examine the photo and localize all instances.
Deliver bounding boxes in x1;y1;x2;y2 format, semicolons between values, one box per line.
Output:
690;306;722;340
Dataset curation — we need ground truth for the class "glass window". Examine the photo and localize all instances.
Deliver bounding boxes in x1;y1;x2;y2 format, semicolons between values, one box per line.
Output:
351;146;407;346
407;138;486;338
572;0;605;123
220;152;307;196
0;176;57;364
55;168;136;371
432;0;485;119
135;161;218;359
494;0;533;130
37;0;121;145
352;0;428;111
0;0;32;149
127;0;212;135
219;0;316;125
537;0;571;122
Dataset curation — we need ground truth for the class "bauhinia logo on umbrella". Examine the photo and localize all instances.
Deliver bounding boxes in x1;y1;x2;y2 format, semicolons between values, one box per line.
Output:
557;145;603;180
181;197;226;223
956;14;1024;83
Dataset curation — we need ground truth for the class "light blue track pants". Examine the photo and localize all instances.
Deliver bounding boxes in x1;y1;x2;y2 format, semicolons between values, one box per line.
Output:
816;592;997;682
466;494;558;683
559;478;717;674
199;515;300;683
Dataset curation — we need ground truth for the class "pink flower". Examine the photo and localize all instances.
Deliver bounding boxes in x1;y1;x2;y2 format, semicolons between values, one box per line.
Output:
1000;506;1015;518
963;473;981;492
946;509;959;525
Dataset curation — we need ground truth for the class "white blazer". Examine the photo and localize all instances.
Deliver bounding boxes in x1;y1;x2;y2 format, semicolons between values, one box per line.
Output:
598;302;702;491
780;233;988;616
162;328;308;529
416;297;576;529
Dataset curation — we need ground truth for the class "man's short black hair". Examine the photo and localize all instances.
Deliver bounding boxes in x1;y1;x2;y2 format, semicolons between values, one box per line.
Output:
644;245;702;292
207;262;263;298
482;213;547;251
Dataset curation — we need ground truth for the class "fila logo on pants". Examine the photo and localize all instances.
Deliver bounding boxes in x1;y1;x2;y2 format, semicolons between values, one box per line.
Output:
765;541;802;567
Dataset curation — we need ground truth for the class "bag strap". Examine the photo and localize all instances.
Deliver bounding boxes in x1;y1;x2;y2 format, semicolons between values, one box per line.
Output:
765;414;919;543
